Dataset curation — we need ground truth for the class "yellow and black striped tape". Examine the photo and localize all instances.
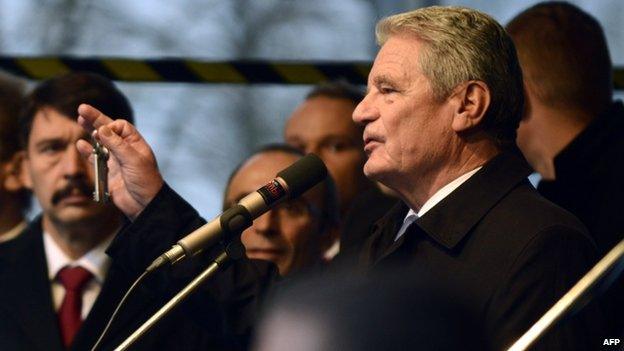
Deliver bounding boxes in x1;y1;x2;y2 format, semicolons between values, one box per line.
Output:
1;56;623;89
0;56;370;85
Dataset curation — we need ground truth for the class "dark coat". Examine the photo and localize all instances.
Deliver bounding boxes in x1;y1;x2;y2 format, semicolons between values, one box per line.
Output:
338;186;397;262
538;101;624;334
0;189;266;351
357;152;605;350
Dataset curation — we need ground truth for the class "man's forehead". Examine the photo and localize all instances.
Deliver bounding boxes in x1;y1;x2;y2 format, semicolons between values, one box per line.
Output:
290;98;356;123
230;153;298;191
228;152;324;202
30;108;86;139
287;118;360;141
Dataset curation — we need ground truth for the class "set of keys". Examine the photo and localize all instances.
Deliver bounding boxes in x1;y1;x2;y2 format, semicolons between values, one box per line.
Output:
92;141;110;203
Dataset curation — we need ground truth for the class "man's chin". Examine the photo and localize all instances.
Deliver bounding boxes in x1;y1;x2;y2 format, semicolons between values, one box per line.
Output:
363;160;388;181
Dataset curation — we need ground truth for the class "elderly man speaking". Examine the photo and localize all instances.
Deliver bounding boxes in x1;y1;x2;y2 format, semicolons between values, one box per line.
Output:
76;6;603;351
350;6;603;351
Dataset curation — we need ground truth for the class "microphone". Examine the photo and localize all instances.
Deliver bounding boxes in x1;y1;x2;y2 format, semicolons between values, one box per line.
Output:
146;153;328;272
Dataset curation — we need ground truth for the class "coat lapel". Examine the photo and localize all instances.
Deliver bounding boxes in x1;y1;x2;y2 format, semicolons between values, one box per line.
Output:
364;152;532;267
71;255;157;350
358;202;408;268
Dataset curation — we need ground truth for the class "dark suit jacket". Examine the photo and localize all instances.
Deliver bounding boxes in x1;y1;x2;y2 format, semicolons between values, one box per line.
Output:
0;213;244;350
357;152;604;350
338;186;397;262
538;101;624;333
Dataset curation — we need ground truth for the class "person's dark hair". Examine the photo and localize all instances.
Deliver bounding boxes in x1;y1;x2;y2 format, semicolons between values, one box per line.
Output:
506;2;612;116
19;71;134;148
0;72;30;213
0;72;26;162
306;80;365;106
223;143;339;232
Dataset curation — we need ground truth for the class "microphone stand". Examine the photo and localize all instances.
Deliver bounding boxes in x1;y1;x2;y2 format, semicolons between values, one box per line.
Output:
113;240;246;351
507;238;624;351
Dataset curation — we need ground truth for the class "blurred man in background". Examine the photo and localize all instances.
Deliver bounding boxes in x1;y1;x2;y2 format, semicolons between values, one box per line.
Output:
0;72;213;350
0;72;28;243
223;144;339;277
284;82;396;260
507;1;624;334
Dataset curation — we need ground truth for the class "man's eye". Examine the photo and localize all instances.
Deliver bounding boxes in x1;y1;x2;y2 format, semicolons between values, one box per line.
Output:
289;142;306;153
380;86;397;94
325;141;347;153
278;201;308;216
39;142;65;154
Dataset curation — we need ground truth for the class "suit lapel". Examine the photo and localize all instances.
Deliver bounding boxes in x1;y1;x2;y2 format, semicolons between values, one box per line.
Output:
0;221;64;351
373;230;408;267
71;258;157;350
358;202;408;268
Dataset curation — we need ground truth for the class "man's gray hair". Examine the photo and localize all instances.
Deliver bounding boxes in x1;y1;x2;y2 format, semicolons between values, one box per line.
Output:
376;6;524;148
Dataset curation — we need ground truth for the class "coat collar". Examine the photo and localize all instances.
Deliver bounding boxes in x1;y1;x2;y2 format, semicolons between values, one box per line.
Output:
415;151;531;250
364;151;532;266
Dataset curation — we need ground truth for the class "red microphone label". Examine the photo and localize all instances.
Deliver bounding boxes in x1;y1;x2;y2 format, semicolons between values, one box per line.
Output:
258;179;287;205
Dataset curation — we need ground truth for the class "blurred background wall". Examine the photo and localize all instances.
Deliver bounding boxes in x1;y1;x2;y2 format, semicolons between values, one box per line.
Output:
1;0;621;217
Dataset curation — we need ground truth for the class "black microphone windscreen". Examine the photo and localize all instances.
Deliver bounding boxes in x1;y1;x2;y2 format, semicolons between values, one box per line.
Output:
277;154;328;198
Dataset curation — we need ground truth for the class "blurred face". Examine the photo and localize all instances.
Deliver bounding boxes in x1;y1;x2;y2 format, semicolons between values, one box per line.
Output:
285;96;368;214
352;35;456;187
22;107;117;227
225;151;329;276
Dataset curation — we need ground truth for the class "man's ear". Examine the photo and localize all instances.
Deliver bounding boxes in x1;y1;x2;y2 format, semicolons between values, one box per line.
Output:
3;151;28;191
17;151;33;190
450;80;491;133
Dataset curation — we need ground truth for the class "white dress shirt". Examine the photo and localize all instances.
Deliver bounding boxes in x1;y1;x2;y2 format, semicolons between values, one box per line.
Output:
0;220;26;243
395;167;482;241
528;172;542;188
44;232;113;319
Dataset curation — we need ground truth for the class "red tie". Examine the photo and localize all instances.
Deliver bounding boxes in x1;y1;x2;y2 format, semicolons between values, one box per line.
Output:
57;266;93;348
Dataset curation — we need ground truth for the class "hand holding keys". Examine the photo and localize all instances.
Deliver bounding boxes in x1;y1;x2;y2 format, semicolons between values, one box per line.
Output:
93;141;110;203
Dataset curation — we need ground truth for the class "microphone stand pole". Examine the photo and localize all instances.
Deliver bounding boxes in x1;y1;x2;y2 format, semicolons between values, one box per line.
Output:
507;238;624;351
113;240;245;351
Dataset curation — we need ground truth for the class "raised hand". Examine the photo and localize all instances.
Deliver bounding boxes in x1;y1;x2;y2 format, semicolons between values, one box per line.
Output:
76;104;164;220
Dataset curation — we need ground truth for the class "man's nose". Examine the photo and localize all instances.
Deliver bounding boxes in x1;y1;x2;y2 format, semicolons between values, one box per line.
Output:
352;93;379;125
305;144;320;155
253;210;280;237
61;145;88;178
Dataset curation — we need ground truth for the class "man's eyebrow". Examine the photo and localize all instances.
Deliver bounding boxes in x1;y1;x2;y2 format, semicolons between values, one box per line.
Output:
34;137;65;147
372;74;395;87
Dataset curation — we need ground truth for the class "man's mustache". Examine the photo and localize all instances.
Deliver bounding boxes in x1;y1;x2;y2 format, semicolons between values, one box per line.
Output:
51;180;93;205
